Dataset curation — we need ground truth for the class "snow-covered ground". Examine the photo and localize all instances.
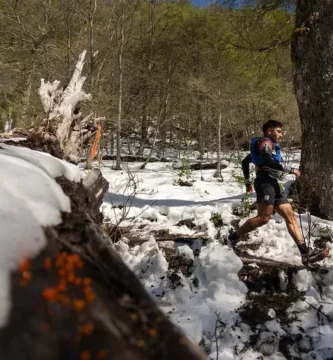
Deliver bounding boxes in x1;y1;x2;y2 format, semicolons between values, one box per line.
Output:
100;150;333;360
2;140;333;359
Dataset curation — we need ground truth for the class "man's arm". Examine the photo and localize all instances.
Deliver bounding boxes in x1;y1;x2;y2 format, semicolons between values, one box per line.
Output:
241;153;252;180
241;153;254;192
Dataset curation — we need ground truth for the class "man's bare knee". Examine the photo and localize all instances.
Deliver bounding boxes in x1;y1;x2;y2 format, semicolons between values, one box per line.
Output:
257;216;270;227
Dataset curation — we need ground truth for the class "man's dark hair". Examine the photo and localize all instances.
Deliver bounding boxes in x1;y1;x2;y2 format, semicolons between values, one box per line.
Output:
262;120;283;134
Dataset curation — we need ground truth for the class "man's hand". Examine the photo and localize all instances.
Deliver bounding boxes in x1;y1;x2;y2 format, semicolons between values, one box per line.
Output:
246;184;254;193
245;180;254;193
292;168;301;178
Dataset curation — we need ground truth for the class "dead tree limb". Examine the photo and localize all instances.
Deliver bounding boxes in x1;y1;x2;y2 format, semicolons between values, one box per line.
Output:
28;50;98;163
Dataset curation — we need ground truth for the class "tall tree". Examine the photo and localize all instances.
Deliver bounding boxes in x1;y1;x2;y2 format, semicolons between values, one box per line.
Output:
292;0;333;219
115;0;125;170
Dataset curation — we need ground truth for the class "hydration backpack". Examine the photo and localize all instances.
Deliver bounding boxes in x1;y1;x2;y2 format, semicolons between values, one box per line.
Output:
250;137;282;166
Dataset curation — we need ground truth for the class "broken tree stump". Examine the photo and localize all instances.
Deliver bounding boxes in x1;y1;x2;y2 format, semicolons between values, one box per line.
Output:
28;50;99;163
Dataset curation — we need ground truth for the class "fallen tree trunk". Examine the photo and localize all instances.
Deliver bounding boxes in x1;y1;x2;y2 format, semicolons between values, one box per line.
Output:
27;51;99;163
102;154;164;162
172;161;228;171
0;163;206;360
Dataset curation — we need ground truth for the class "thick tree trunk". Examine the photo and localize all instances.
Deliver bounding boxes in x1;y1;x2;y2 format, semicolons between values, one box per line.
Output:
292;1;333;219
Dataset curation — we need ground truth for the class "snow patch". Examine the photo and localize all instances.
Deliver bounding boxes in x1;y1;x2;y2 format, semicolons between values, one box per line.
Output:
0;144;79;328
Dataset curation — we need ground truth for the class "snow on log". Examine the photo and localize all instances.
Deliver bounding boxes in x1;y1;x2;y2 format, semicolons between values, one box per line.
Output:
0;144;206;360
29;50;97;164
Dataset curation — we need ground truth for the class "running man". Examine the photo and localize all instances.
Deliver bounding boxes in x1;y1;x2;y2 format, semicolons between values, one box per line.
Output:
228;120;329;265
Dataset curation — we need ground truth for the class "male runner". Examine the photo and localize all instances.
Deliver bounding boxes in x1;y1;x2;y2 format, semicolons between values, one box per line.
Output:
228;120;329;265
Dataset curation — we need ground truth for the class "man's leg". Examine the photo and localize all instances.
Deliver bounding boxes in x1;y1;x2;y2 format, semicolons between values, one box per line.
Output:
274;203;303;245
235;203;274;237
229;176;275;244
275;202;329;264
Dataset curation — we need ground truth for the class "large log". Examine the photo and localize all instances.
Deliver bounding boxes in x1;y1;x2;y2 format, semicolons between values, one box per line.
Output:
172;161;228;171
101;154;171;162
0;166;206;360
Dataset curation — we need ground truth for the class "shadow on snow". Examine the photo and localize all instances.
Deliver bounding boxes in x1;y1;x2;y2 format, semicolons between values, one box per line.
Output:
104;192;256;208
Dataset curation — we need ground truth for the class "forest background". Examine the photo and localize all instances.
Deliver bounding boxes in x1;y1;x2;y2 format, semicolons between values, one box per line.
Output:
0;0;297;157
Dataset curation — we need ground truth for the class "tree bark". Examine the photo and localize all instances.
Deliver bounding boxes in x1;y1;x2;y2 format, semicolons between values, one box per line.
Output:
292;0;333;219
20;52;38;123
214;86;222;179
4;114;13;133
136;98;148;156
115;1;125;170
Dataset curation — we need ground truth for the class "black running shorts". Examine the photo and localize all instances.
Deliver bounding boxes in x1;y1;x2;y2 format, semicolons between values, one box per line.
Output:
254;175;289;206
